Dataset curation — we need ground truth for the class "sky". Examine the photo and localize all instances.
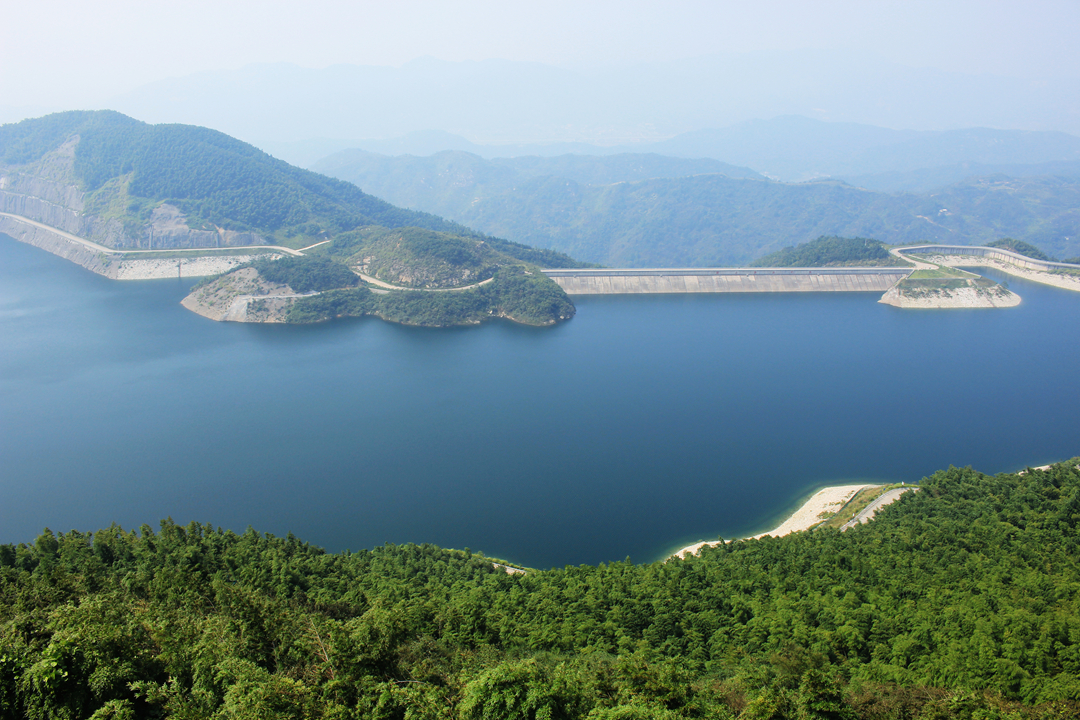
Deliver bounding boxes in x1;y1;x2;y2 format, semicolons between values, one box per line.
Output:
3;0;1079;111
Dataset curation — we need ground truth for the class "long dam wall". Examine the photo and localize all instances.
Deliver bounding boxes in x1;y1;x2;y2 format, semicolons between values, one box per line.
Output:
541;268;911;295
896;245;1078;272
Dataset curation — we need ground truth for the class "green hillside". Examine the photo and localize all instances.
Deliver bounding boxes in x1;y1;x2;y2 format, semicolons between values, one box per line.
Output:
0;111;468;248
0;110;587;268
3;460;1080;717
189;227;576;327
1;111;584;326
752;235;908;267
315;151;1080;266
985;238;1054;261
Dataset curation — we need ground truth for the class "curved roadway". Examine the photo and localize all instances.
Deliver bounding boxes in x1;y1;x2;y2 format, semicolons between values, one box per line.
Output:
840;487;915;532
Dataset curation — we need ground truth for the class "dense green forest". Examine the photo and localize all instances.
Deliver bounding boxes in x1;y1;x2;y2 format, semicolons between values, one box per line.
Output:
751;236;906;267
985;239;1054;262
3;460;1080;718
285;266;575;326
315;150;1080;266
250;256;361;293
0;111;466;245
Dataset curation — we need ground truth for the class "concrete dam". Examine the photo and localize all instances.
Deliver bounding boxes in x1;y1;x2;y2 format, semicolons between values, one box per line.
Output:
896;245;1076;273
541;267;911;295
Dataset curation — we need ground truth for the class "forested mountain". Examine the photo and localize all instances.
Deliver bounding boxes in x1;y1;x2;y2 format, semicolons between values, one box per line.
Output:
1;111;586;327
311;150;761;228
0;110;474;249
3;460;1080;717
752;235;907;267
0;110;583;267
315;150;1080;266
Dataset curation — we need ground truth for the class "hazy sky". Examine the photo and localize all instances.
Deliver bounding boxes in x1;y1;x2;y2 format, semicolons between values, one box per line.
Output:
3;0;1079;109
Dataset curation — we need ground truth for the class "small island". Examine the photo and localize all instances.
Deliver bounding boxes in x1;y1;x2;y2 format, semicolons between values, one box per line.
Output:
183;242;576;327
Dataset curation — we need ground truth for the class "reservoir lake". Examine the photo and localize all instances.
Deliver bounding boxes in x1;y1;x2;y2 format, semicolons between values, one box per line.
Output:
2;235;1079;568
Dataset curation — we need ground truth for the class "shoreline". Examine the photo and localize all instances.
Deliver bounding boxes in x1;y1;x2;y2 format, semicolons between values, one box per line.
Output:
932;255;1080;293
0;211;298;279
672;484;875;558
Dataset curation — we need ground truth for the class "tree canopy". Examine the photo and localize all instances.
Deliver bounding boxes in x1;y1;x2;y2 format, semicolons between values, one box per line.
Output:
751;235;903;267
3;460;1080;717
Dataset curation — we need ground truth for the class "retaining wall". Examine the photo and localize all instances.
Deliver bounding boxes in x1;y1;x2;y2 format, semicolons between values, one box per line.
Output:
541;268;911;295
897;245;1080;272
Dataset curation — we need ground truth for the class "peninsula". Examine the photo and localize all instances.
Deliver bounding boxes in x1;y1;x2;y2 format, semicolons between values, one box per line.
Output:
0;111;582;327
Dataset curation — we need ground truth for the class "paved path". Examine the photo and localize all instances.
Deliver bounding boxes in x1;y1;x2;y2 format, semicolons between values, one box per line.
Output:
355;271;495;292
889;247;936;270
492;562;526;575
841;487;915;531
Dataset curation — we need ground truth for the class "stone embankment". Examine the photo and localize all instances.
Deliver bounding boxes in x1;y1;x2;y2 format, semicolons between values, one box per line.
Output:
542;268;911;294
0;212;116;274
1;211;285;280
909;247;1080;294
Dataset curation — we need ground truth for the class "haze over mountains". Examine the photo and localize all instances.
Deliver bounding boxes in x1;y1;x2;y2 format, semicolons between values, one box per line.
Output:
6;47;1080;269
300;116;1080;189
95;52;1080;152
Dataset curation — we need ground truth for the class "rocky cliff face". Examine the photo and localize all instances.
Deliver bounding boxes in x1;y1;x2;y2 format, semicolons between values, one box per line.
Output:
0;135;267;250
146;204;266;250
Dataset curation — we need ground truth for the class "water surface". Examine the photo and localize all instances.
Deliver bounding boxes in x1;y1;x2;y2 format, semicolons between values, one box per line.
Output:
2;236;1078;567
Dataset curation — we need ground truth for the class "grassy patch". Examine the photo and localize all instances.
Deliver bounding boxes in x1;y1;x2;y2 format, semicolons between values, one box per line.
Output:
907;266;977;279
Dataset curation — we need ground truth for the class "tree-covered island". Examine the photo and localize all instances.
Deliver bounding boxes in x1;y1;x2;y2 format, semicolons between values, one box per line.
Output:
0;111;585;327
183;227;577;326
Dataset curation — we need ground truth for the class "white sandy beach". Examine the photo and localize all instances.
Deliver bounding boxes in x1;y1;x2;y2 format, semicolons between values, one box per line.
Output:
673;484;874;558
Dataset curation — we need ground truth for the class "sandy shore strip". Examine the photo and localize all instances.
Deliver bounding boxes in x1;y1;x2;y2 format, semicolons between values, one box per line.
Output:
673;484;874;558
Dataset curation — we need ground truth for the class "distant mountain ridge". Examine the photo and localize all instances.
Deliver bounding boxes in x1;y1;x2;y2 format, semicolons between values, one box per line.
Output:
315;149;1080;267
296;116;1080;192
311;150;762;227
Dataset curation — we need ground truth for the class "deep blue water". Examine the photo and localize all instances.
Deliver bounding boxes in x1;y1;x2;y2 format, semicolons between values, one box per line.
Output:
2;236;1079;568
